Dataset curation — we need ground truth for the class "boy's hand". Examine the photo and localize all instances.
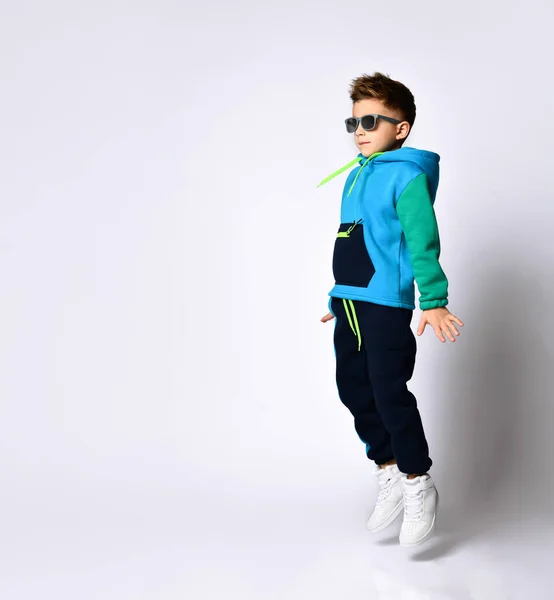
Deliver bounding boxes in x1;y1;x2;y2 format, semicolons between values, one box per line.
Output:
417;307;464;343
321;312;335;323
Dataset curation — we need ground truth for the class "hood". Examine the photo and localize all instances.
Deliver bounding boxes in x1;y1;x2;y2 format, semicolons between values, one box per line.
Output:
317;147;440;199
370;147;440;198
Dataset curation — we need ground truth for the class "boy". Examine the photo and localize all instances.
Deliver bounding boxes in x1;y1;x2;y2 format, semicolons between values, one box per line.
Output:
318;73;463;547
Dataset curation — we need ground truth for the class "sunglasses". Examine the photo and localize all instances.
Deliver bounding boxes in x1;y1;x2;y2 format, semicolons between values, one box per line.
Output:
345;114;402;133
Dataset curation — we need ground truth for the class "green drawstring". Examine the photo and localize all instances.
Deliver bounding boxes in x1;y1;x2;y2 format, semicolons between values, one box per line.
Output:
343;299;362;351
346;155;372;197
316;156;360;188
316;152;386;196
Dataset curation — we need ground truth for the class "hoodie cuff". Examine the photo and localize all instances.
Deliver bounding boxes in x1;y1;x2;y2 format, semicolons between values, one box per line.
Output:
420;299;449;311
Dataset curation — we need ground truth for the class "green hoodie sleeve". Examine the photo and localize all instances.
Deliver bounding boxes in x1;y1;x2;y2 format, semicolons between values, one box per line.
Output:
396;172;448;311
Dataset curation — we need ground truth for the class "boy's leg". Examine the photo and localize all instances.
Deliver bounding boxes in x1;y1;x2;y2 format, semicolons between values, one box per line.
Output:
331;297;393;465
357;301;432;475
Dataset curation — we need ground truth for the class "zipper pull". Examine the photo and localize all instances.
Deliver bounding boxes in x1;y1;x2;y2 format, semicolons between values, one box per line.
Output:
346;219;363;236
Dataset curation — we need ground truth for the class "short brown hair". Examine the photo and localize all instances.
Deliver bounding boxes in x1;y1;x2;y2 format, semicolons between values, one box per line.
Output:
349;72;416;127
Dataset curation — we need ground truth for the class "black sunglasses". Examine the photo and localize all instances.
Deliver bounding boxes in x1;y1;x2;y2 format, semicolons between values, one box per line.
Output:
345;114;402;133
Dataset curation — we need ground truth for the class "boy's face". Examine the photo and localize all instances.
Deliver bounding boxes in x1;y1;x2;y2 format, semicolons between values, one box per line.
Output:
351;98;410;157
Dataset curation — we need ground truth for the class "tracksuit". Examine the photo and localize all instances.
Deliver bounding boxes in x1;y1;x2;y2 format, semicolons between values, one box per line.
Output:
318;147;449;474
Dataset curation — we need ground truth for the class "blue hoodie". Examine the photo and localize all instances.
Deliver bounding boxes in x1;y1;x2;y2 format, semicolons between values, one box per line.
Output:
318;147;448;312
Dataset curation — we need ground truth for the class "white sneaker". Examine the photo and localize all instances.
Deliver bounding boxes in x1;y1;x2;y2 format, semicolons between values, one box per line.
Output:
366;464;404;532
399;473;438;547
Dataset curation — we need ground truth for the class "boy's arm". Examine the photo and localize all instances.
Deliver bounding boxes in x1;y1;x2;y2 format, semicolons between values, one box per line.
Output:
396;172;449;311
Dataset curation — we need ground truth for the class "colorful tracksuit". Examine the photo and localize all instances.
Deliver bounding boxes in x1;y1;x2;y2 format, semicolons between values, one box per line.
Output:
318;147;449;474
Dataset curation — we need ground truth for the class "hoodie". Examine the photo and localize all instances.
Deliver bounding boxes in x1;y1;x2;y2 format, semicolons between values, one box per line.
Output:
318;147;448;312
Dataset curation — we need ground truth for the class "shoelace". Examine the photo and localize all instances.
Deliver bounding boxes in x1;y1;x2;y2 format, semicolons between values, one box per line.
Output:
375;470;395;507
403;489;424;520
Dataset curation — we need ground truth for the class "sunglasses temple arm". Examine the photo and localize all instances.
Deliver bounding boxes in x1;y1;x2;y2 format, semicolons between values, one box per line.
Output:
381;115;402;125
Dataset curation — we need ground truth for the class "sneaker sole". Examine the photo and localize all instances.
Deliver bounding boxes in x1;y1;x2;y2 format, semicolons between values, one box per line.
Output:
399;490;439;548
366;497;404;533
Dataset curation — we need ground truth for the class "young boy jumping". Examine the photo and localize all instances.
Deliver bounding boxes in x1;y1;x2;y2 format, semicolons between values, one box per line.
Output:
318;72;463;547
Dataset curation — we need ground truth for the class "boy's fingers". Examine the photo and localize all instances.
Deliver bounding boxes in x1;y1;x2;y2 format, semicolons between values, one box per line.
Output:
443;326;456;342
449;323;460;336
451;315;464;327
434;326;446;343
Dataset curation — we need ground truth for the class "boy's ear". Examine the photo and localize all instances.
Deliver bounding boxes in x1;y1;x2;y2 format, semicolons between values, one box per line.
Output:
396;121;411;141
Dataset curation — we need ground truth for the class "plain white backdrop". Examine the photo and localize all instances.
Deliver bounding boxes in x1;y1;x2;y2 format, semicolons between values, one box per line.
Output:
1;0;553;598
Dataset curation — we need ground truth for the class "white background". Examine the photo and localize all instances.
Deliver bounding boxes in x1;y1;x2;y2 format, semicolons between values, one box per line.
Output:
1;1;553;598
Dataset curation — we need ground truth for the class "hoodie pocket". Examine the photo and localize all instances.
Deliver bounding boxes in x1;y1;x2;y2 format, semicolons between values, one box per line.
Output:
332;221;375;288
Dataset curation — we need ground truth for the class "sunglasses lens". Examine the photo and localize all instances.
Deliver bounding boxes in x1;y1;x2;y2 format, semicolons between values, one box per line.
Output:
345;118;357;133
361;115;376;131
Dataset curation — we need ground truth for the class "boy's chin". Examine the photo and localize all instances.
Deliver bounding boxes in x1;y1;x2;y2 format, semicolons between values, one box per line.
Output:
359;144;389;157
359;147;374;156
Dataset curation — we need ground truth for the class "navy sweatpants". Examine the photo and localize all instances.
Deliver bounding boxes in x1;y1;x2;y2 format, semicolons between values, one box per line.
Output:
331;297;432;475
